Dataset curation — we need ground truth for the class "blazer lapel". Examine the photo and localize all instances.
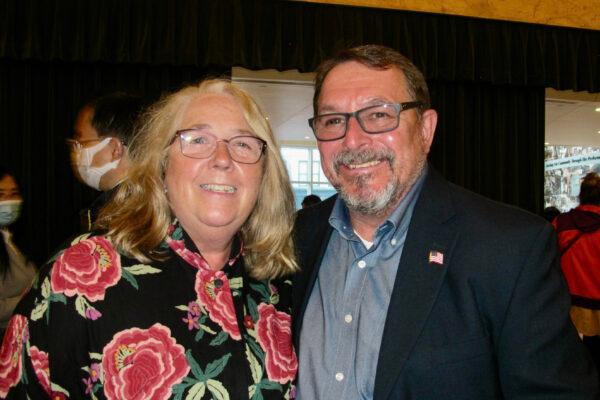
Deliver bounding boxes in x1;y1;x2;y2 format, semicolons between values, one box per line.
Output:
292;196;336;349
374;169;458;400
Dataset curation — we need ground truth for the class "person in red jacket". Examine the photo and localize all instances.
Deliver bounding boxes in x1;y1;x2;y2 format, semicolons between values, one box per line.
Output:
553;171;600;368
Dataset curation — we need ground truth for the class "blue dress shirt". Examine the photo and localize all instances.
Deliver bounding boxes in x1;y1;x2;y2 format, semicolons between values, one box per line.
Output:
297;168;427;400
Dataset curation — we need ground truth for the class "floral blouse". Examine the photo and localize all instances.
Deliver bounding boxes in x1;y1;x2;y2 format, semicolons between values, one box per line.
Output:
0;224;297;399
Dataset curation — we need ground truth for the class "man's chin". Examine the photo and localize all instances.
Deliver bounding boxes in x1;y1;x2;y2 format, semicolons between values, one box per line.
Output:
339;183;399;216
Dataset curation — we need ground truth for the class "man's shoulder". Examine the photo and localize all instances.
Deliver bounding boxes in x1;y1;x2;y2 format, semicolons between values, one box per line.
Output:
427;173;548;235
417;172;548;236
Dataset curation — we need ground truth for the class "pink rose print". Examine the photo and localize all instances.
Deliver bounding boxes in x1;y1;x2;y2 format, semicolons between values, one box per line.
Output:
195;269;241;340
29;346;51;396
51;236;121;302
0;315;28;397
102;324;189;400
256;303;298;384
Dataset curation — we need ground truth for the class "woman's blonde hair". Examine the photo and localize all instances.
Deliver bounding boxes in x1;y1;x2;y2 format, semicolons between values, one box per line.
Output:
96;79;298;280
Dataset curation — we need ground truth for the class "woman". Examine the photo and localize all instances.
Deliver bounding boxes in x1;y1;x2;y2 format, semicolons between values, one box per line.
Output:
0;80;298;399
0;167;36;341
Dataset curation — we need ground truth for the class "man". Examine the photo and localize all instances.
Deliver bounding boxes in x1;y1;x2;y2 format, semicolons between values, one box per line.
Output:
69;92;144;230
553;172;600;370
293;45;598;399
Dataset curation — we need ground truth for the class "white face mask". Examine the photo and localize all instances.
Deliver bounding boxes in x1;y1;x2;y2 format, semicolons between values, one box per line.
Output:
75;137;121;191
0;199;22;227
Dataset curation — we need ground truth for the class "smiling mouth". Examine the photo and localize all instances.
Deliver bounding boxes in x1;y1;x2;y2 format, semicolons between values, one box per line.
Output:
200;184;237;193
347;160;381;169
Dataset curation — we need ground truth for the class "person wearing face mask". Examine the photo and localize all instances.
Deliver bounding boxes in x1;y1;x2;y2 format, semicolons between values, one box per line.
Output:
0;166;35;340
68;92;145;231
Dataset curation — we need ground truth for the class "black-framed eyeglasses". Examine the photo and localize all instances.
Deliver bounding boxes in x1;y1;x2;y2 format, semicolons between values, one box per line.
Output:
173;129;267;164
308;101;423;142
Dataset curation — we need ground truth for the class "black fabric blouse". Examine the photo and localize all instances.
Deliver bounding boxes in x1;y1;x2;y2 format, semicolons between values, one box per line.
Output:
0;226;297;399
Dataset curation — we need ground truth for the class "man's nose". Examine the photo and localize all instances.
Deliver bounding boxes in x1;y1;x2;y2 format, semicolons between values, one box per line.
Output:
342;115;372;148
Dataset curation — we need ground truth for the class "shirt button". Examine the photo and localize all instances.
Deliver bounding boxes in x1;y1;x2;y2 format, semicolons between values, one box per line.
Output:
335;372;344;381
344;314;353;323
358;260;366;269
391;238;397;245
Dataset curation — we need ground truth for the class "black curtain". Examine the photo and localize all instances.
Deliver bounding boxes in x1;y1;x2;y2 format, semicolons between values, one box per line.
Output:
1;0;598;91
0;0;597;263
429;81;545;212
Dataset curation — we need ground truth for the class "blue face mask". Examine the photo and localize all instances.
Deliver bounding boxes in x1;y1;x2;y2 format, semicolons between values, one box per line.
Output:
0;199;22;227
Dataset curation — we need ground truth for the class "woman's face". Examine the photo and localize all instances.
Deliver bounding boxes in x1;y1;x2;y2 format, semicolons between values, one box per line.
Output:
0;174;21;201
164;92;264;239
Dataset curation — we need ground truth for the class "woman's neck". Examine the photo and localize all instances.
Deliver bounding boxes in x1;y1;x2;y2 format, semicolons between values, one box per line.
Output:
180;221;236;271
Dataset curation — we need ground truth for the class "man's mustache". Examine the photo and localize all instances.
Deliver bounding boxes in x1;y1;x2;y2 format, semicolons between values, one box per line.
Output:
332;148;395;173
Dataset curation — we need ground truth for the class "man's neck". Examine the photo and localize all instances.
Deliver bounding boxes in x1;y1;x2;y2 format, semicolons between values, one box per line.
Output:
348;206;394;242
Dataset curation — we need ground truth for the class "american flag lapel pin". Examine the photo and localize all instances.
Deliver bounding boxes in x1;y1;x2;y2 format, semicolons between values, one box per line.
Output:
428;250;444;265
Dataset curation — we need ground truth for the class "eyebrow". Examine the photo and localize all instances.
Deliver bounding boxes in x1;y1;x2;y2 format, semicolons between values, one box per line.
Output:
183;125;256;137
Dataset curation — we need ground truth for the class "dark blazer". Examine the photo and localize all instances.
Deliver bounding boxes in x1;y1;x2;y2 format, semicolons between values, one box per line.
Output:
293;167;598;399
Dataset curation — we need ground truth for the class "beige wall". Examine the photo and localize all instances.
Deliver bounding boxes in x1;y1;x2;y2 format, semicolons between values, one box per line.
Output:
294;0;600;31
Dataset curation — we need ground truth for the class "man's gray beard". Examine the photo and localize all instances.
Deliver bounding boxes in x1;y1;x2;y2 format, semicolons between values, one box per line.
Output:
332;148;398;216
332;148;426;216
336;174;399;216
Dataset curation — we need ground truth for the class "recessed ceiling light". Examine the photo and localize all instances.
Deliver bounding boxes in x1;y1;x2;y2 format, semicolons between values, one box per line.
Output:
544;142;550;145
596;107;600;112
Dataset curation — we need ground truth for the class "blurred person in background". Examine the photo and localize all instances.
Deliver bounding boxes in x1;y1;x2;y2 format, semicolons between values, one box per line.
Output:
301;194;321;209
543;205;561;222
68;92;145;231
0;80;298;399
0;166;35;341
553;172;600;371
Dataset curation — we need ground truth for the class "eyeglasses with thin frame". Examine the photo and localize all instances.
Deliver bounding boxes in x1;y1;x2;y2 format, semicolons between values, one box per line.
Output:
65;138;104;151
308;101;423;142
173;129;267;164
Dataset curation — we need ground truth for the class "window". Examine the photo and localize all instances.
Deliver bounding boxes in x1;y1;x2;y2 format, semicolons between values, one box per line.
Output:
281;146;337;209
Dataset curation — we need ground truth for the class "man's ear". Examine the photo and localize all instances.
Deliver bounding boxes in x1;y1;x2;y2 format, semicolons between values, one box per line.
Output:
419;108;438;154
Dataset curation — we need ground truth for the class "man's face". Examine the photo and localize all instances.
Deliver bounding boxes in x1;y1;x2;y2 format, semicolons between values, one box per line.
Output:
316;61;437;216
70;105;122;190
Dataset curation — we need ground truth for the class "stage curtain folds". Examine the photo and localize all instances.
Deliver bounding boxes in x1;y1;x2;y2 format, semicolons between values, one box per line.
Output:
1;0;598;91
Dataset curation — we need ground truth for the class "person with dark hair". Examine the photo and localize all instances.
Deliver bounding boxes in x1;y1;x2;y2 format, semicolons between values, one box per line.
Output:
67;92;146;230
543;205;561;222
0;166;35;340
553;172;600;369
301;194;321;209
293;44;598;399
